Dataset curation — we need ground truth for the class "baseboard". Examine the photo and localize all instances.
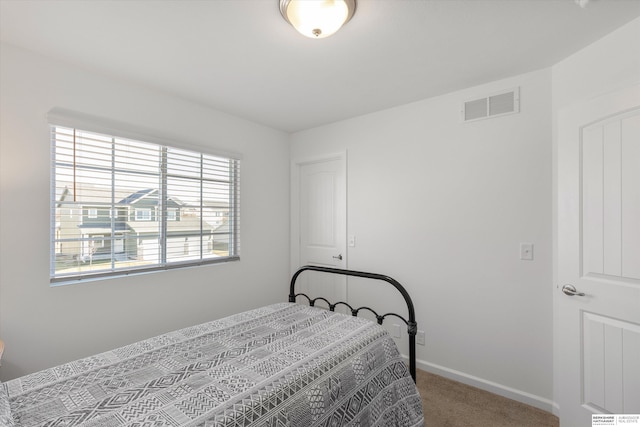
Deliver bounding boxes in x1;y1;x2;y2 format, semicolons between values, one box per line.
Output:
414;358;557;414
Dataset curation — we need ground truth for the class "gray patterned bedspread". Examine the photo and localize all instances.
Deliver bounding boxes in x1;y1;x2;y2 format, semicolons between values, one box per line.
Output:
2;303;424;426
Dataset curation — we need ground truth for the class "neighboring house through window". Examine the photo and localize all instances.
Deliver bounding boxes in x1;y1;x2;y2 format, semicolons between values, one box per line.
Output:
50;115;240;284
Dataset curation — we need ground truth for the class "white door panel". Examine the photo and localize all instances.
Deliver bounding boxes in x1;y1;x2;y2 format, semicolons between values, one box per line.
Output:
292;154;347;307
557;85;640;426
301;164;342;266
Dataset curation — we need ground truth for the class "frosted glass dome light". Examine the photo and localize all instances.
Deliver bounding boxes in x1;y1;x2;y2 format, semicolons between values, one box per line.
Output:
280;0;356;39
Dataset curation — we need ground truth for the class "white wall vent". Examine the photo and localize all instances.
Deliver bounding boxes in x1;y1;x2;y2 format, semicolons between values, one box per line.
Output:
462;87;520;122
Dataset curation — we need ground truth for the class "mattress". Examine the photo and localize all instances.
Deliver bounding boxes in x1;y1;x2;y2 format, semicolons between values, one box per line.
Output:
1;303;424;426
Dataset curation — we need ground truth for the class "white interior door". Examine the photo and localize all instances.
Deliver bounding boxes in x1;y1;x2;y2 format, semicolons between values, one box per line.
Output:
291;153;347;306
557;84;640;426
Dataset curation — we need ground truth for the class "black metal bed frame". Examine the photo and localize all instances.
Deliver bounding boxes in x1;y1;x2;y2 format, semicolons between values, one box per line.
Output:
289;265;418;382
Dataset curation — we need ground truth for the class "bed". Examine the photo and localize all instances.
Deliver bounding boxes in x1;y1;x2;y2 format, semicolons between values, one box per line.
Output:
1;266;424;426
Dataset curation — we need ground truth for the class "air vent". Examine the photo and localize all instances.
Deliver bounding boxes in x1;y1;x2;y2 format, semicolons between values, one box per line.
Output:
462;88;520;122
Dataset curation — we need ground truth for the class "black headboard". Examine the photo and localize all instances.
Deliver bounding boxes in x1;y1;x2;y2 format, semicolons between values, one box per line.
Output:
289;265;418;382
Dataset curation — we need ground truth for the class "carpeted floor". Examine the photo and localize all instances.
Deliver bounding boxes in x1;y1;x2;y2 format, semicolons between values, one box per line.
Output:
416;369;559;427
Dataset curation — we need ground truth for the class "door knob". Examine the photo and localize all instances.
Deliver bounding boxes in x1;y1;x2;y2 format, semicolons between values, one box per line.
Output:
562;284;585;297
333;254;343;260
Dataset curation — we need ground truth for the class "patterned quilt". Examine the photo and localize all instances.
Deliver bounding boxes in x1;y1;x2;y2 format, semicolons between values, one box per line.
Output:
2;303;424;426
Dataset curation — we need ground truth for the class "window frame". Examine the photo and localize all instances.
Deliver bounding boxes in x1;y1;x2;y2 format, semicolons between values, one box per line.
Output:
134;208;152;221
49;110;241;285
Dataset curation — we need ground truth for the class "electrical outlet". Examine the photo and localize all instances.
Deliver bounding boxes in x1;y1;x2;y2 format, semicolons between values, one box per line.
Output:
417;330;425;346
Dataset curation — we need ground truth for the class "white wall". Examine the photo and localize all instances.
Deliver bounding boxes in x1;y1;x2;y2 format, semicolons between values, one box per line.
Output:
552;17;640;111
0;43;291;381
290;69;554;410
551;16;640;417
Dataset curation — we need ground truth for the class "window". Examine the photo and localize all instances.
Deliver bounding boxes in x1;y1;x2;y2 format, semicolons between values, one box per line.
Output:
135;208;152;221
51;124;240;283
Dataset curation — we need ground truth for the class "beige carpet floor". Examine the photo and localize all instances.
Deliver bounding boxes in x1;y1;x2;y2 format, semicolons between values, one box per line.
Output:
416;369;559;427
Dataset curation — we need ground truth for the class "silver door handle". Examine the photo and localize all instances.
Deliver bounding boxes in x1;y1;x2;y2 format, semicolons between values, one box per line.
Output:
333;254;343;260
562;284;585;297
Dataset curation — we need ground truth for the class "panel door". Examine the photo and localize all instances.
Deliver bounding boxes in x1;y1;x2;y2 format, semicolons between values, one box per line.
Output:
557;84;640;426
292;154;347;306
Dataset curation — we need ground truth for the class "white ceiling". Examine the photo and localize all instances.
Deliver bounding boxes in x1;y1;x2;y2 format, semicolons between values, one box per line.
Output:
1;0;639;133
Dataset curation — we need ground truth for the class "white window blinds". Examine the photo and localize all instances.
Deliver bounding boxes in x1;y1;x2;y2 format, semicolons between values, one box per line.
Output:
50;123;240;283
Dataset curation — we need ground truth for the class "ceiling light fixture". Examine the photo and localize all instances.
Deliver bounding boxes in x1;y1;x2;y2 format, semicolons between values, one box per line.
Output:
279;0;356;39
